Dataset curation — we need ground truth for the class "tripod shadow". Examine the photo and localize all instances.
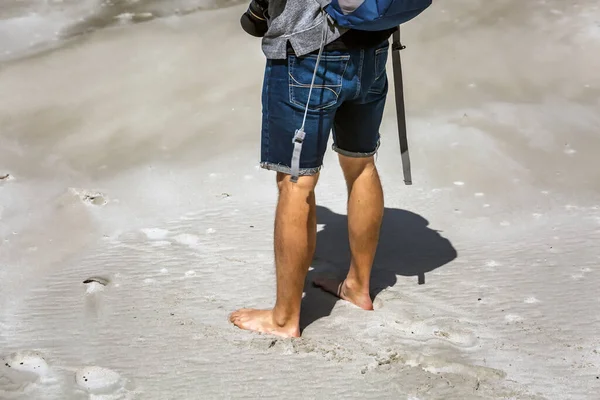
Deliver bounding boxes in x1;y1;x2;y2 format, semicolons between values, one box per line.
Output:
300;206;458;332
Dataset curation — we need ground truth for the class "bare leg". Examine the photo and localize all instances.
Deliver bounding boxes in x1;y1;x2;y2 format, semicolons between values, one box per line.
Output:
314;154;383;310
230;172;318;338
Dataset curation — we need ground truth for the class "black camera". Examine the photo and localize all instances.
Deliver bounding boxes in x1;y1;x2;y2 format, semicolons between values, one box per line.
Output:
240;0;269;37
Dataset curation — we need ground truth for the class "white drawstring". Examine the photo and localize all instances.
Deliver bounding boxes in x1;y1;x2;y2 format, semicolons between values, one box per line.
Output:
290;16;329;183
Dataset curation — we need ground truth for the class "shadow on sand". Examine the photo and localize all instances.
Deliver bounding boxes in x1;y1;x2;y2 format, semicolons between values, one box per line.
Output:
300;206;458;332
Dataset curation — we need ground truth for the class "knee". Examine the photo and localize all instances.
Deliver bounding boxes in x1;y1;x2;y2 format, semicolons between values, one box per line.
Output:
276;172;319;196
339;155;378;183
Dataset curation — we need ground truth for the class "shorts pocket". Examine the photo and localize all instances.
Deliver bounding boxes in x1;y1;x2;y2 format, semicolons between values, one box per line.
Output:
289;53;350;111
368;42;390;95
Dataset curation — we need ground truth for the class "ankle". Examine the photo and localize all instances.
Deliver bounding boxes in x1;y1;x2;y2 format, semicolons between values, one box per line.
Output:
344;277;370;294
272;307;299;329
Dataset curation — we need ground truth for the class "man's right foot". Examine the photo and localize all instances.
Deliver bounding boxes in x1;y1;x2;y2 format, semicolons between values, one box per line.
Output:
229;308;300;338
313;278;374;310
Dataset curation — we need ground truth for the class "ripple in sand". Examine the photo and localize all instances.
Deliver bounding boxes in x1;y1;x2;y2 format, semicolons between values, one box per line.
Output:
524;297;540;304
173;233;200;248
504;314;523;323
140;228;170;240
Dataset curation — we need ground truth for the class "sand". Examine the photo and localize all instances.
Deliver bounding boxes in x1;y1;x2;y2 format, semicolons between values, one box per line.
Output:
1;0;599;399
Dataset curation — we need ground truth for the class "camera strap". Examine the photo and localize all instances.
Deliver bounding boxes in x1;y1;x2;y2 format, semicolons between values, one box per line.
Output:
391;27;412;185
290;16;329;183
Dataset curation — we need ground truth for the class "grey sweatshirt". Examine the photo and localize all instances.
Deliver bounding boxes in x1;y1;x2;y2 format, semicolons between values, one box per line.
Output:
262;0;346;59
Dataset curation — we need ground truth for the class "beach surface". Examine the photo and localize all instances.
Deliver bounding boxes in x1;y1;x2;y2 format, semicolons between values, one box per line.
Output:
1;0;600;399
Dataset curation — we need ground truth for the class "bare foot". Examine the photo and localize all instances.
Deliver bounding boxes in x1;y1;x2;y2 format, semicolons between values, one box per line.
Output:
229;309;300;338
313;278;374;310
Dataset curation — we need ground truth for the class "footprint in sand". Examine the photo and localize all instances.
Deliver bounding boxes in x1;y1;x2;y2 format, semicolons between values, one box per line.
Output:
430;321;478;348
83;276;110;294
75;366;125;395
83;277;111;316
68;188;109;206
1;351;50;390
398;318;479;349
0;173;14;182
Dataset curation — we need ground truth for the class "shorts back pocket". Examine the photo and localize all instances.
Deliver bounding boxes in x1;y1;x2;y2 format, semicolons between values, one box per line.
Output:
368;43;389;95
289;54;350;111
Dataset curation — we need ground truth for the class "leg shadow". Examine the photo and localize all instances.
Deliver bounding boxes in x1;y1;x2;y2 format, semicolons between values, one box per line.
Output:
300;206;458;332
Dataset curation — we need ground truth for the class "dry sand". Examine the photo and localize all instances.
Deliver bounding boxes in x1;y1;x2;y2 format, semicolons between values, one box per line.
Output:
1;0;600;399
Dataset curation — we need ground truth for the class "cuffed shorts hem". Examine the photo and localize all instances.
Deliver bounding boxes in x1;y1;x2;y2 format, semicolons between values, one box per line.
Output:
260;162;322;176
332;139;381;158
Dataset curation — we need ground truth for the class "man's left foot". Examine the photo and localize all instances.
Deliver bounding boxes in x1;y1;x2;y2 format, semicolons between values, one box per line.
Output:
313;278;374;310
229;309;300;338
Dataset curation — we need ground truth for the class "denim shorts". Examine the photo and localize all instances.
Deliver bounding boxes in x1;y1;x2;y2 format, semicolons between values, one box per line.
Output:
260;39;390;176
